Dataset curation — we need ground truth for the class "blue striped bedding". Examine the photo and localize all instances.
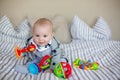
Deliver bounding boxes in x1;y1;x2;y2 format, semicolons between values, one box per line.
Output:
0;40;120;80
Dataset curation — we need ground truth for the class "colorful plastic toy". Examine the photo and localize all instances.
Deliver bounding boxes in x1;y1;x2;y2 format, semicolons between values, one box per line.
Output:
28;55;51;74
73;58;99;70
14;44;72;78
14;44;36;59
54;62;72;79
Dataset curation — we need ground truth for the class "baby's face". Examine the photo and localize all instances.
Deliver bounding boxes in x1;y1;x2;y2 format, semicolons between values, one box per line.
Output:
33;24;54;47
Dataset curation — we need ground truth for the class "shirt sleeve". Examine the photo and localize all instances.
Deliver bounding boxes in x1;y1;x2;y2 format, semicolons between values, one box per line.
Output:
50;47;68;70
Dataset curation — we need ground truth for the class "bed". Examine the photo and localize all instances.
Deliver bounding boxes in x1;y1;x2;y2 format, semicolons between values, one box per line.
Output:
0;15;120;80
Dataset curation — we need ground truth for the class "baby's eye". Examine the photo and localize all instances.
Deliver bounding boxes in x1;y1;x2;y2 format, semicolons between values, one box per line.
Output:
36;35;40;37
43;35;47;37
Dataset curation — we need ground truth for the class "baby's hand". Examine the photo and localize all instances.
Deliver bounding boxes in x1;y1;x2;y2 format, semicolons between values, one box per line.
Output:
44;69;53;73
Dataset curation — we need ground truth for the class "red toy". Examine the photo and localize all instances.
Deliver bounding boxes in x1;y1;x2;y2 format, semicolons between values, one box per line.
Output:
14;44;36;59
54;62;72;79
28;55;51;74
38;55;51;69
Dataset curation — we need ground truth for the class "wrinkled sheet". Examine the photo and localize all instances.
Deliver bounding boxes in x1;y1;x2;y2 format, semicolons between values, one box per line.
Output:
0;40;120;80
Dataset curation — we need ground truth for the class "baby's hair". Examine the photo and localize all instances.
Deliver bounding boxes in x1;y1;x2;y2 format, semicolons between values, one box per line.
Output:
33;18;53;31
34;18;52;26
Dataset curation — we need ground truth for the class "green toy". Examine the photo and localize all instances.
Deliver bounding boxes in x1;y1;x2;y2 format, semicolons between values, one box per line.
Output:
54;62;72;79
73;58;99;70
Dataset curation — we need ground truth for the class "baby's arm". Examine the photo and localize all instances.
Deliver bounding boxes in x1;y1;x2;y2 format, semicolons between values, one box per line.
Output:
50;48;68;70
26;56;41;66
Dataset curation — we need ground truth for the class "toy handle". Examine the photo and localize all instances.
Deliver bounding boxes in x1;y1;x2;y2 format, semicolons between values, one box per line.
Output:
38;55;51;69
14;44;36;59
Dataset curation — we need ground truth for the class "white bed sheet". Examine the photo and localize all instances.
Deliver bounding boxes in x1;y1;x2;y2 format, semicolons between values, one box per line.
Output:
0;40;120;80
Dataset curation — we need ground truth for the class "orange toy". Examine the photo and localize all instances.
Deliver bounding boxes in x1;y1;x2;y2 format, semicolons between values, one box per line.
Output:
14;44;36;59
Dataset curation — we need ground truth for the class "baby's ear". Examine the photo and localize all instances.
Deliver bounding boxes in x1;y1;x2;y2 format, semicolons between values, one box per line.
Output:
31;32;34;36
52;32;55;36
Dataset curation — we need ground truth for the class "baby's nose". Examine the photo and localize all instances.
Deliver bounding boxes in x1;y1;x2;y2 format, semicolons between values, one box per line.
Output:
39;37;43;41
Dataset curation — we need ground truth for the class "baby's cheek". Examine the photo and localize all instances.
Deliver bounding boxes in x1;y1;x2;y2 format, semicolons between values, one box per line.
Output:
34;38;38;43
46;38;51;42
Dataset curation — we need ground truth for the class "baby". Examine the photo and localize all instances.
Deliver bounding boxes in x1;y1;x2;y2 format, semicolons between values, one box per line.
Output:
15;18;68;74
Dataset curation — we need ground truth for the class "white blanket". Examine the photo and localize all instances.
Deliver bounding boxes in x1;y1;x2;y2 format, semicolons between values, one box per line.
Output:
0;40;120;80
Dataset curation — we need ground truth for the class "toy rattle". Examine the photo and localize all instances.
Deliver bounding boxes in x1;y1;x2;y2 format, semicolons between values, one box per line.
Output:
29;56;72;79
28;55;51;74
14;44;36;59
73;58;99;70
54;62;72;79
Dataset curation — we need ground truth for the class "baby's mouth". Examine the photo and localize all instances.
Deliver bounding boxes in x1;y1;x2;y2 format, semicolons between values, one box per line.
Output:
39;42;45;45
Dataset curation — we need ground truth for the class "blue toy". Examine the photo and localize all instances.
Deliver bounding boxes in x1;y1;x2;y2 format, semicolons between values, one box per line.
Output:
28;55;51;74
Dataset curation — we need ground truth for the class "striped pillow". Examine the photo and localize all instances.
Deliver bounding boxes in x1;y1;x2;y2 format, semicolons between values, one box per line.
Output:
0;15;30;42
93;17;111;40
70;16;111;42
0;16;30;54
